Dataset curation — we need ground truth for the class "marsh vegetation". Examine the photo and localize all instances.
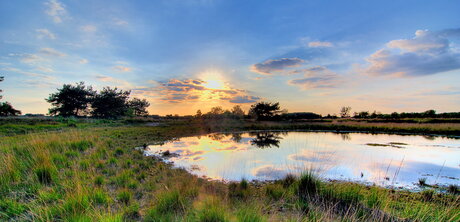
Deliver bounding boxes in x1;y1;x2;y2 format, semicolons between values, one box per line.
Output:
0;119;458;221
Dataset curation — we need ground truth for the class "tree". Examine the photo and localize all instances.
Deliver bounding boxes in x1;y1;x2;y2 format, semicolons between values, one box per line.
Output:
209;106;224;115
340;106;352;118
195;109;202;118
127;98;150;116
0;102;21;116
231;105;245;118
91;87;131;118
46;82;95;117
0;76;4;100
249;102;281;120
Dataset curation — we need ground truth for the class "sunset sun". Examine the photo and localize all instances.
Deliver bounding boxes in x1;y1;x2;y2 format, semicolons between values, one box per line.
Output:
200;71;227;90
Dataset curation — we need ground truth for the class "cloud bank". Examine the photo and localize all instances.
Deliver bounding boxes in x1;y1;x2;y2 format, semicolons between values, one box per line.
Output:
363;28;460;77
135;79;260;104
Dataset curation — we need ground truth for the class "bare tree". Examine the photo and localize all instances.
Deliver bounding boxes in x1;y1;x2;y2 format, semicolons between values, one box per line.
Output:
340;106;352;118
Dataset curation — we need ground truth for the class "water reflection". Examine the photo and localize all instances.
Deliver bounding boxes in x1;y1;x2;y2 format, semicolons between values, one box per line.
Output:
249;132;283;148
146;131;460;188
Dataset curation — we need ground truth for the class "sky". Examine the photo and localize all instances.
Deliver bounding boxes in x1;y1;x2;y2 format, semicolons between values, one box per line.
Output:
1;0;460;116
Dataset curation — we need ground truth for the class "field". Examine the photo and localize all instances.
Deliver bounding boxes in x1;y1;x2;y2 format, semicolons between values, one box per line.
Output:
0;118;459;221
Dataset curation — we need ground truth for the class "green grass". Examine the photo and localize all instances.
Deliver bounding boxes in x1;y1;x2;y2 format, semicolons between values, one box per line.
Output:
0;120;458;221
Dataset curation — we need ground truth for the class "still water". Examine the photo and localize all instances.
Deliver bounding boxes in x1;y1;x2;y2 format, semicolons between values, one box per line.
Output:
146;131;460;188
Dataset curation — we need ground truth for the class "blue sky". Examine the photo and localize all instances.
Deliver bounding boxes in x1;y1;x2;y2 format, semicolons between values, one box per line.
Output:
1;0;459;115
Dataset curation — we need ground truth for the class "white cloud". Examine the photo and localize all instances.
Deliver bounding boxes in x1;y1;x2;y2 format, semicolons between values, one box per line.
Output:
94;74;133;89
36;66;54;73
79;59;89;64
36;29;56;39
113;18;129;26
19;54;44;64
308;41;333;48
39;48;66;57
288;66;341;89
81;25;97;33
2;67;54;80
113;65;132;72
44;0;67;23
362;28;460;76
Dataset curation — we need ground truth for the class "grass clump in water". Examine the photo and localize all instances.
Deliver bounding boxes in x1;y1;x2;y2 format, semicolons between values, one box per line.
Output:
418;177;427;186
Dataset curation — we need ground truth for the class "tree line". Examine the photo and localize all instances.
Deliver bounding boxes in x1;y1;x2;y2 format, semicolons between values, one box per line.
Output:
46;82;149;118
339;106;460;119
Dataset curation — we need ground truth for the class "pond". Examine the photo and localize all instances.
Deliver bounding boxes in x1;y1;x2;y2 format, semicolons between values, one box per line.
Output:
145;131;460;189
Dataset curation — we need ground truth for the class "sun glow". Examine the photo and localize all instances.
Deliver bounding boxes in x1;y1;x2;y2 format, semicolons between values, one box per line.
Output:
200;70;227;90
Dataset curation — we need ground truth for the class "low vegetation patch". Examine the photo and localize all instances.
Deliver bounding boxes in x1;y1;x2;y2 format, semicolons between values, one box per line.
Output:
0;121;458;221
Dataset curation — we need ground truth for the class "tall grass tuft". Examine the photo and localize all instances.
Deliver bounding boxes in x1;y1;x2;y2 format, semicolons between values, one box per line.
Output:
418;177;427;186
297;171;321;201
282;173;296;188
34;166;55;185
236;206;265;222
196;198;228;222
447;184;459;195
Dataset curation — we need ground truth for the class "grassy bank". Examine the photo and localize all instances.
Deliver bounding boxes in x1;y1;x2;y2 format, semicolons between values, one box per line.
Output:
0;122;459;221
